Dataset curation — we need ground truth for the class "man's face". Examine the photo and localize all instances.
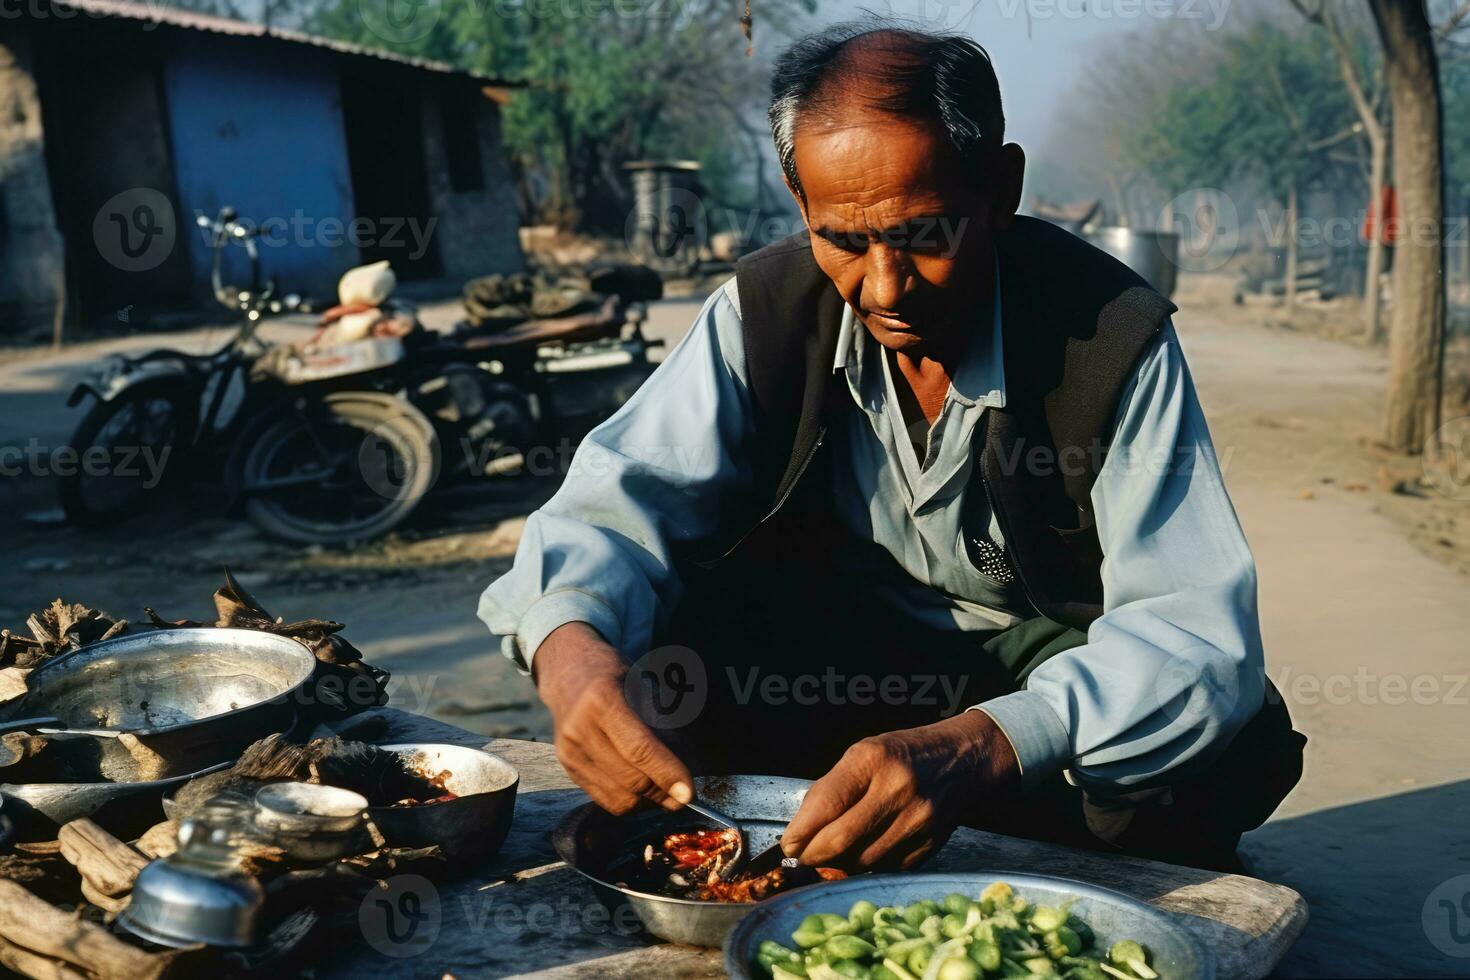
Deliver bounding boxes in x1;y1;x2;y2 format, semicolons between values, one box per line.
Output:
791;110;1022;357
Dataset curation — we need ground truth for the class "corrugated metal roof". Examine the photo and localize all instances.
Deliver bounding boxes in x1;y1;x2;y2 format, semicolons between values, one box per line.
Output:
45;0;520;85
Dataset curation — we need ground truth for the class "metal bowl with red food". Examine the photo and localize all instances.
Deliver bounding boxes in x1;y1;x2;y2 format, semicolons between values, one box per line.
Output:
367;742;519;862
552;774;852;947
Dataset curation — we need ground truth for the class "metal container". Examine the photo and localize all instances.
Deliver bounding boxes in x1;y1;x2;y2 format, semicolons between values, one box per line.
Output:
1087;226;1182;298
724;872;1215;980
120;817;265;949
254;782;370;863
2;761;231;840
552;774;812;947
624;160;705;274
0;628;317;740
367;743;519;862
0;629;315;840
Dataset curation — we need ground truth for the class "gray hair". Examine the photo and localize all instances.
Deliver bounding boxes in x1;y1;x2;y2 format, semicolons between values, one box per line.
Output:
768;23;1006;202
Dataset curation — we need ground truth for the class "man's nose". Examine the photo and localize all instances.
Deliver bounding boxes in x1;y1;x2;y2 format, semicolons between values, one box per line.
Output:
863;244;914;312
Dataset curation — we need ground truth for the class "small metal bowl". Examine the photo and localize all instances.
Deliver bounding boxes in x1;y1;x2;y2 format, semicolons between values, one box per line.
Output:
367;743;519;862
119;822;265;949
254;782;370;863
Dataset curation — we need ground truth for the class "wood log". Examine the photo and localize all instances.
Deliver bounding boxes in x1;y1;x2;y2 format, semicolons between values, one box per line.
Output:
0;668;31;703
78;880;127;917
0;934;89;980
134;823;178;861
0;880;177;980
0;849;81;908
58;821;147;898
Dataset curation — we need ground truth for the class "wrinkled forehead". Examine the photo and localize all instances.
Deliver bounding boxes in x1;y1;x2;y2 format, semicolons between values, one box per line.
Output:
791;109;977;228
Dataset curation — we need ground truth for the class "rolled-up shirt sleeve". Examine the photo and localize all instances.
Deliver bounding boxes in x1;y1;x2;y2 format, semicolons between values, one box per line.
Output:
977;322;1265;792
478;280;754;674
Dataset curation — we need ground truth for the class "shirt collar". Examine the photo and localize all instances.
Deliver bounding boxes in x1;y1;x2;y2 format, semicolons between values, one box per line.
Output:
831;260;1006;411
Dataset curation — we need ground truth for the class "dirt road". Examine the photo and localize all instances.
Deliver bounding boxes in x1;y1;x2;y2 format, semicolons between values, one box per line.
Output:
1167;280;1469;975
0;279;1464;973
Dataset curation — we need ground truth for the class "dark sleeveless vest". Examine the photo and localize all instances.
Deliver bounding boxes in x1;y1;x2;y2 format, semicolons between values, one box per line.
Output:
721;215;1177;631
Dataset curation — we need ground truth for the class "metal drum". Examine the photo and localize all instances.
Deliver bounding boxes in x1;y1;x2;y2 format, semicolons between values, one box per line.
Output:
1088;226;1181;298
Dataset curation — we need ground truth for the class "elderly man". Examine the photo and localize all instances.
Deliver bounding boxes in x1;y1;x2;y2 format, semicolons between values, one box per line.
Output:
481;25;1304;872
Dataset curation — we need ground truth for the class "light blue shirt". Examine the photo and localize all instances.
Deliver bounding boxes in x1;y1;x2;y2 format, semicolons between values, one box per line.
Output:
479;277;1265;794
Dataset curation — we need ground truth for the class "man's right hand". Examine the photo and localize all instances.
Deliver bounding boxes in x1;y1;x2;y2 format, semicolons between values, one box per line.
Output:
533;621;694;815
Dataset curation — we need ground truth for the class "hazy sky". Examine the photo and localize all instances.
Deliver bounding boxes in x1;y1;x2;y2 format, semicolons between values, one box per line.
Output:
812;0;1236;151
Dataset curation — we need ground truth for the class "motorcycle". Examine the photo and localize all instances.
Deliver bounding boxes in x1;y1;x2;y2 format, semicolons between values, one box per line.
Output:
402;290;663;486
61;207;437;546
63;204;664;546
58;207;302;525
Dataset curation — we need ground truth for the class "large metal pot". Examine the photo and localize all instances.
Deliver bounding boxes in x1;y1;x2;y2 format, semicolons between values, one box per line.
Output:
1087;226;1181;298
0;628;316;739
0;628;317;837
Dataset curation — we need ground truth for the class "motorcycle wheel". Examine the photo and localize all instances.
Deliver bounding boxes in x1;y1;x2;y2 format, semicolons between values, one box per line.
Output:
57;385;195;526
240;394;440;546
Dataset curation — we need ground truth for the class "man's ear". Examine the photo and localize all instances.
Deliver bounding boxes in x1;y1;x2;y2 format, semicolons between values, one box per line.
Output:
988;143;1026;232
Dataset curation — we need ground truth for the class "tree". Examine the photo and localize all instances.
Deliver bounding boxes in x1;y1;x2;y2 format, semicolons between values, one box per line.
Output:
1289;1;1391;341
164;0;817;228
1367;0;1448;454
1127;21;1356;305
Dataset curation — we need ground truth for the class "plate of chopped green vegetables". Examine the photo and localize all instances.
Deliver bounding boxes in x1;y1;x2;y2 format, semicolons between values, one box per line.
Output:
724;872;1213;980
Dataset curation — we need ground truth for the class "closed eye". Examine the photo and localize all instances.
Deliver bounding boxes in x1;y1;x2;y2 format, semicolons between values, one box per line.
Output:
814;228;869;253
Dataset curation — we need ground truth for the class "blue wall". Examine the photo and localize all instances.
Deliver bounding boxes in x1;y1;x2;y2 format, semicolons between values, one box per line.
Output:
164;39;358;301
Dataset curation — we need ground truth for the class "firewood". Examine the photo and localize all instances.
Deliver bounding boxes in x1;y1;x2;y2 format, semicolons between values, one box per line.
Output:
134;823;178;861
58;820;147;898
0;880;178;980
0;732;50;772
0;933;89;980
0;667;30;703
0;849;80;908
79;880;128;916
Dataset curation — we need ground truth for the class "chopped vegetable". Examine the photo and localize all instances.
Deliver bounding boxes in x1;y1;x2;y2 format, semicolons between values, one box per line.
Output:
754;882;1163;980
1108;940;1158;980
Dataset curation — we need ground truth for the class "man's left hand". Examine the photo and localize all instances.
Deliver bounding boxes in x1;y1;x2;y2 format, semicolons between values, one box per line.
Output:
780;711;1021;870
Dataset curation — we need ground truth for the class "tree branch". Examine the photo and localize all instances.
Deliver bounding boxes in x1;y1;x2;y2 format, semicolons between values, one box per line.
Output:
1437;0;1470;38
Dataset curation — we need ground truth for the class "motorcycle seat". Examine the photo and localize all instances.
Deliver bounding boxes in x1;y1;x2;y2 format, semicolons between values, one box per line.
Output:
459;295;626;351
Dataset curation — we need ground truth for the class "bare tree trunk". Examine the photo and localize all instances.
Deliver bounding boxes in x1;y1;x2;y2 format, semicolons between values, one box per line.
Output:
1364;132;1389;342
1285;185;1300;309
1369;0;1447;454
1286;2;1392;340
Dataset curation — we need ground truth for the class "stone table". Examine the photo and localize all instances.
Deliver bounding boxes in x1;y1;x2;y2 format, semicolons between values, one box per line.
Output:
329;708;1307;979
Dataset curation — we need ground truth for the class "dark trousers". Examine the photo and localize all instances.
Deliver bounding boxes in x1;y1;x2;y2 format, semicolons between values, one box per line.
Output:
657;555;1306;873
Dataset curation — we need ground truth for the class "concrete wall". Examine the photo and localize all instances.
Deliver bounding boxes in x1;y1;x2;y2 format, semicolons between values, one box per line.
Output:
0;30;64;332
163;37;359;301
421;92;525;280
